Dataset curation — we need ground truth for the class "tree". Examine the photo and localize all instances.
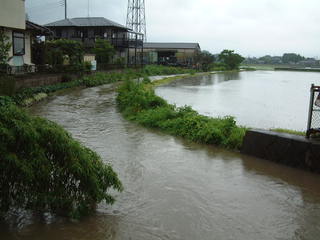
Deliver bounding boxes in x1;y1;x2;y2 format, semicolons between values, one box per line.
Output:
45;39;84;66
93;39;116;64
195;50;215;71
218;50;245;70
0;104;123;218
0;30;11;65
282;53;305;64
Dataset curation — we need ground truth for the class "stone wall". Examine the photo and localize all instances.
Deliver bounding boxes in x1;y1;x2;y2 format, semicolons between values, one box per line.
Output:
14;74;79;90
241;130;320;173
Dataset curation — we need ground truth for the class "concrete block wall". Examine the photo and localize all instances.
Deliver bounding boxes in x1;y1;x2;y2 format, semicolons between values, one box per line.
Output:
241;130;320;173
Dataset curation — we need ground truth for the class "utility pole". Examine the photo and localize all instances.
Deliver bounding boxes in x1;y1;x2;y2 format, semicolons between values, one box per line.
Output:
65;0;67;19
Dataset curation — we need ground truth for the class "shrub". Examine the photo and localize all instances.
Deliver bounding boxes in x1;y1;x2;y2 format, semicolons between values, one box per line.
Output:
117;81;246;149
0;105;123;218
45;39;84;66
93;39;116;64
0;30;11;65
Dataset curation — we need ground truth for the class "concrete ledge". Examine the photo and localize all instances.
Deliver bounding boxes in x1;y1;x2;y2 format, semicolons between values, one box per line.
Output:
241;130;320;173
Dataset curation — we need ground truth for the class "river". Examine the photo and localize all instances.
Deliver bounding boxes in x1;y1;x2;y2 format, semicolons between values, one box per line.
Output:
1;79;320;240
156;70;320;131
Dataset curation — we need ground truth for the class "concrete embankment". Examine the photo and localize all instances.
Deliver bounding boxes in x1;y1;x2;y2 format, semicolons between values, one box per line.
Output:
241;130;320;172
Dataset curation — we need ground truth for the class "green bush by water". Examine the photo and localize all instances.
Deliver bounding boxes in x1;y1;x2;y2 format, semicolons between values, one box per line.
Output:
117;81;246;150
0;104;123;218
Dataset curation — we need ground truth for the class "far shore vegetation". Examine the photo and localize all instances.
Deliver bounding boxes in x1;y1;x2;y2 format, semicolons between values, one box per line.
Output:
270;128;306;136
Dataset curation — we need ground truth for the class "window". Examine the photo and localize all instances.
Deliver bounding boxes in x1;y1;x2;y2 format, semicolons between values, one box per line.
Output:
13;32;25;56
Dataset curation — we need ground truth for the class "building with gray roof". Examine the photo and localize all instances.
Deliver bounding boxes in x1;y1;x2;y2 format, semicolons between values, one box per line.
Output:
45;17;143;66
140;42;201;66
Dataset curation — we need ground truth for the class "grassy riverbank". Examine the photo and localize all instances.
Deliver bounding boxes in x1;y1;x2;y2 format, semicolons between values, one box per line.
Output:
0;65;197;107
117;80;247;150
270;128;306;136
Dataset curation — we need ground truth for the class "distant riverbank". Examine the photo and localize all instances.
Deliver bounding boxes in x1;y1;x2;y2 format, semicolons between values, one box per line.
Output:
242;64;320;71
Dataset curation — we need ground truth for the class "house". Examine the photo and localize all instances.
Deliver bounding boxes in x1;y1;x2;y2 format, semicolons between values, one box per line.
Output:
45;17;143;65
0;0;51;73
140;42;201;66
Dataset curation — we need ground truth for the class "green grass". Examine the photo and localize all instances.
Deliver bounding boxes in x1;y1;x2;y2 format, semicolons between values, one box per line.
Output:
270;128;306;136
116;80;247;150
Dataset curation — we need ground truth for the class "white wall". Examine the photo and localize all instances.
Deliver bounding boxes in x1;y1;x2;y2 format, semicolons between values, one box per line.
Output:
0;0;26;30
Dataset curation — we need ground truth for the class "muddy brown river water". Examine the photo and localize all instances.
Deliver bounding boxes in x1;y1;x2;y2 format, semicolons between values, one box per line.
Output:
1;78;320;240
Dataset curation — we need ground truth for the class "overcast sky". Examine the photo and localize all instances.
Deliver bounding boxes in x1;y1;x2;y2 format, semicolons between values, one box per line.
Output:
26;0;320;58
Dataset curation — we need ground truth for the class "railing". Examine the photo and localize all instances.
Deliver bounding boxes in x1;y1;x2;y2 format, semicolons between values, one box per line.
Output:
0;63;144;76
65;36;144;49
306;84;320;138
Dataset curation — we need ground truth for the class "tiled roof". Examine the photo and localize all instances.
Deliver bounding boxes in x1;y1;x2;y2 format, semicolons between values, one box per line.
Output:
45;17;128;30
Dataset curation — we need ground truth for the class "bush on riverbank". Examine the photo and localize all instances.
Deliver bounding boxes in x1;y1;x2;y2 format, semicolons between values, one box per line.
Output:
0;104;123;218
117;80;246;149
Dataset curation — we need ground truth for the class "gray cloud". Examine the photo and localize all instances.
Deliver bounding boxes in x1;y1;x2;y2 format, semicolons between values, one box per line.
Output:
26;0;320;57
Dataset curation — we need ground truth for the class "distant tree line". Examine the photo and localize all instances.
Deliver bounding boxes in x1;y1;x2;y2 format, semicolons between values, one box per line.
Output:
243;53;319;66
195;49;244;71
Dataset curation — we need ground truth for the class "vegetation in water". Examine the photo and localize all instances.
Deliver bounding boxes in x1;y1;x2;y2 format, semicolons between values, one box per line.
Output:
0;104;123;218
116;80;247;150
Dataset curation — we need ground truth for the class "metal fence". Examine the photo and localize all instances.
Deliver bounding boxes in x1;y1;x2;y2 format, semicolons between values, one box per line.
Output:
0;63;143;76
306;84;320;138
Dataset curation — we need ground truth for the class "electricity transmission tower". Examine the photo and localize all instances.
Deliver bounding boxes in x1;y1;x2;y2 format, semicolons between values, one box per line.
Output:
126;0;147;41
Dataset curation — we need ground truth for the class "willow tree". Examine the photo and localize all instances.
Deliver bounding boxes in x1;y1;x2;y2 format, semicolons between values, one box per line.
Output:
0;104;123;218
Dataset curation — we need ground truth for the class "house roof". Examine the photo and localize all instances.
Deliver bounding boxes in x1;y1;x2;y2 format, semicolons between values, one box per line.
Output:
26;21;53;35
144;42;201;50
45;17;129;30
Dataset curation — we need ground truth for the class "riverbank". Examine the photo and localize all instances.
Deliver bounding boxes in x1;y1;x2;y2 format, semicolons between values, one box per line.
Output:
0;65;198;107
118;71;320;174
242;129;320;173
275;67;320;72
116;79;247;150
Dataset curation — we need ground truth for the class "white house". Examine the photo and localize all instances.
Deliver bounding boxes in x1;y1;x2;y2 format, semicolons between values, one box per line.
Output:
0;0;51;71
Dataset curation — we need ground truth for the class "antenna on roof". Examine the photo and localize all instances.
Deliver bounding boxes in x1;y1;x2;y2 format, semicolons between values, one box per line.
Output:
59;0;67;19
65;0;67;19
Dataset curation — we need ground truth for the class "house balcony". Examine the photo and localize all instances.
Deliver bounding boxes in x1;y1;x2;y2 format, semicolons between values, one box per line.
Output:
68;36;143;49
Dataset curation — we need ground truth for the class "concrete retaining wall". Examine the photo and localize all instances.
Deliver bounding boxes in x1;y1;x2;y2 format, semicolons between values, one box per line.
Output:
241;130;320;173
15;74;63;90
13;73;81;91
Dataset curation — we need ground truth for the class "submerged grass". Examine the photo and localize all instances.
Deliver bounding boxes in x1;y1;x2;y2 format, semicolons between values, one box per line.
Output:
116;80;247;150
